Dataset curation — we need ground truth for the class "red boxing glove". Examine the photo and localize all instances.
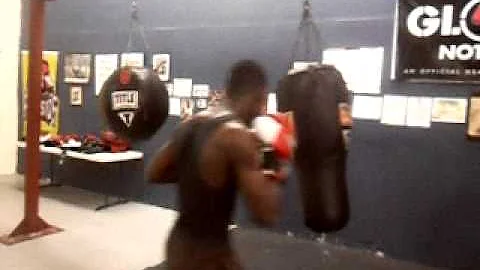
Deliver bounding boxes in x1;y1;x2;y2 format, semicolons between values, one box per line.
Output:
270;113;295;135
252;114;296;161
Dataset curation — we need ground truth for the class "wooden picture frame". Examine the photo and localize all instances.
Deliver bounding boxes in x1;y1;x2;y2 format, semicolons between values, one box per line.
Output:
64;53;92;84
70;86;83;106
120;52;144;68
153;54;171;82
467;93;480;140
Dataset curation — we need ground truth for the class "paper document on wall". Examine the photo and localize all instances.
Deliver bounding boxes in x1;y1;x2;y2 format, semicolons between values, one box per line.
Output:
166;83;174;97
406;97;433;128
352;95;383;120
381;95;408;126
431;98;467;124
323;47;384;94
95;54;118;96
292;61;318;73
267;93;277;114
173;78;193;97
169;98;181;116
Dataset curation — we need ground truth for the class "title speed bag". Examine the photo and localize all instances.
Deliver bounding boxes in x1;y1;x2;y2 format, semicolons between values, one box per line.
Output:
100;67;169;140
277;65;350;233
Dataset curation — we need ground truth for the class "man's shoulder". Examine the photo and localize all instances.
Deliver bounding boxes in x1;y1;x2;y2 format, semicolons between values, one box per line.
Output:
222;120;248;131
215;120;256;149
186;112;254;147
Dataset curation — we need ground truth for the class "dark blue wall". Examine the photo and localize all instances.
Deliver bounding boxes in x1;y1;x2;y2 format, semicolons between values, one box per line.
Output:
20;0;480;269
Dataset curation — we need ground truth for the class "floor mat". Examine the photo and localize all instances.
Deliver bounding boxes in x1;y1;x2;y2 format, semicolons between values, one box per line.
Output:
143;228;441;270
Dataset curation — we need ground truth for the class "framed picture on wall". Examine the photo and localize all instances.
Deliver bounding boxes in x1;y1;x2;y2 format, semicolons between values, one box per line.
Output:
195;98;208;109
153;54;170;82
467;93;480;139
120;52;144;68
193;98;208;114
180;98;194;120
431;98;467;124
64;53;92;84
70;86;83;106
192;84;210;98
21;51;61;137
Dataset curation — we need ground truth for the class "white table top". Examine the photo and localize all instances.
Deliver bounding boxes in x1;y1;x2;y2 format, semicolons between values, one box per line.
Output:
65;150;143;163
17;141;143;163
17;141;63;155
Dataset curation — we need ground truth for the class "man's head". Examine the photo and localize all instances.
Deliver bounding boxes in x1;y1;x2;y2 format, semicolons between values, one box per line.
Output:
225;60;267;123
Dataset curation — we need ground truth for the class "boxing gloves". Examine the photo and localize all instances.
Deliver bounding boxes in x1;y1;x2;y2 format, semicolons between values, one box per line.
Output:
252;114;295;182
252;113;295;161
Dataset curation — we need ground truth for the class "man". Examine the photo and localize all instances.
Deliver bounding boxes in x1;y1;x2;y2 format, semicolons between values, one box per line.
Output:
148;60;286;270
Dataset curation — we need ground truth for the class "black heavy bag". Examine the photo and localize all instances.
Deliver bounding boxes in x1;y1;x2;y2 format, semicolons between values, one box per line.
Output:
277;65;350;232
100;67;169;140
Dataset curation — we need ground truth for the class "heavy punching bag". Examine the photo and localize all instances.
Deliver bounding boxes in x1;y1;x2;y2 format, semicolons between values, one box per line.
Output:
100;67;169;140
277;65;350;233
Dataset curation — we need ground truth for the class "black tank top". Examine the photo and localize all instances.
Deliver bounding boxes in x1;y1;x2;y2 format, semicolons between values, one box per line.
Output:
175;115;237;241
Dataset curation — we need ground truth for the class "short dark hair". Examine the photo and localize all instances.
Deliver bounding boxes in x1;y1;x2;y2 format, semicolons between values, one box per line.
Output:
225;60;267;100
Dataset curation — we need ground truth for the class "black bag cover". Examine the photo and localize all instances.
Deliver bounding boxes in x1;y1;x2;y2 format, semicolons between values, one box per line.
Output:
277;65;350;232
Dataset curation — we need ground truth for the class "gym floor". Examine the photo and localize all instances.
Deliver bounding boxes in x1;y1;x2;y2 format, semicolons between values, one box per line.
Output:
0;175;440;270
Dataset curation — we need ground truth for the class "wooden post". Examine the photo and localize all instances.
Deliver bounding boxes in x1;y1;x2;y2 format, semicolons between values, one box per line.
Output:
1;0;61;246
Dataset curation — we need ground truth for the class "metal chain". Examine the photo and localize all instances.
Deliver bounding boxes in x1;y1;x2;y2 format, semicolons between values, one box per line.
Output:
126;0;151;53
290;0;322;65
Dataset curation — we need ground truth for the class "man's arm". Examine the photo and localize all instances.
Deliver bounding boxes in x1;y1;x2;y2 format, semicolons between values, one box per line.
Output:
226;128;282;226
147;141;179;184
147;121;192;184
